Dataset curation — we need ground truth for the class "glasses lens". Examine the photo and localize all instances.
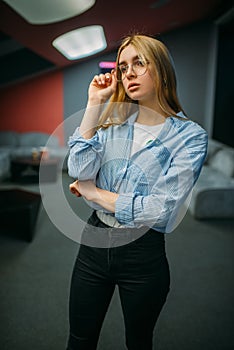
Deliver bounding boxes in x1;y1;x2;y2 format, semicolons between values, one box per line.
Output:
116;61;148;82
134;62;147;76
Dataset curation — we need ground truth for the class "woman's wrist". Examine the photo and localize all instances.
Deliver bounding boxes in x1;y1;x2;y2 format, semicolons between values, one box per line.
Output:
89;187;119;213
87;96;106;106
79;101;104;138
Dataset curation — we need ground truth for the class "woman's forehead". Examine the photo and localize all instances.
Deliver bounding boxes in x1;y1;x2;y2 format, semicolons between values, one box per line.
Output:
119;44;141;63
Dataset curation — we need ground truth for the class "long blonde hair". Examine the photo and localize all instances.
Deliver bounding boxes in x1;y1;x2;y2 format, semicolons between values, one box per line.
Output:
98;34;185;128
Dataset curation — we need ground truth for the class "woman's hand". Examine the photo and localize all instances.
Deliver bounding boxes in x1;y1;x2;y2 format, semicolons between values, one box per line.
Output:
88;70;117;104
69;180;97;200
79;70;117;139
69;180;81;197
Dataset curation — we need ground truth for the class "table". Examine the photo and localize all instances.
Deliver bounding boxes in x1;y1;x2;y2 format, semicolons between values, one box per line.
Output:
11;156;59;183
0;188;41;242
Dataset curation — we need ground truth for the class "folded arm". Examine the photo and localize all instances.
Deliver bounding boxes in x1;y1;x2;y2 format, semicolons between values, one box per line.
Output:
69;180;119;213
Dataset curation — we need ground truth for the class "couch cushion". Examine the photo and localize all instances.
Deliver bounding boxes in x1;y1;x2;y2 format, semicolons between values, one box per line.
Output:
189;188;234;219
209;147;234;178
11;147;35;158
19;132;58;147
45;135;60;148
0;131;19;147
0;150;10;180
189;165;234;218
204;139;222;164
192;166;233;193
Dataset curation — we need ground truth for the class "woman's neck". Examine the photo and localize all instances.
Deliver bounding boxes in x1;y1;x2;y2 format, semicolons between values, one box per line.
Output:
136;104;166;126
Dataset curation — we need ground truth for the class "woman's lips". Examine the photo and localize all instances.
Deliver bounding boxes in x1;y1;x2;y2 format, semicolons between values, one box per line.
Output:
128;83;140;91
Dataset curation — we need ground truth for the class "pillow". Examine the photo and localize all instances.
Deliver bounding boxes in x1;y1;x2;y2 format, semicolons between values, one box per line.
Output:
209;147;234;178
0;131;19;147
205;139;222;164
46;135;59;148
19;132;51;147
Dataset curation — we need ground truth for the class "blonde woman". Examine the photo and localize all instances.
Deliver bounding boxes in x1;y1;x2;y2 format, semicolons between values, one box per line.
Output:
67;34;208;350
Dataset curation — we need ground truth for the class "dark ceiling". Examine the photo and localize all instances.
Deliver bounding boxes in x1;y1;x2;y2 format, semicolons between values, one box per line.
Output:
0;0;232;88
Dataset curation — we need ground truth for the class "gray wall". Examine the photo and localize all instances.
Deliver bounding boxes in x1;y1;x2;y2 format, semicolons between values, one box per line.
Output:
63;20;218;140
161;20;217;134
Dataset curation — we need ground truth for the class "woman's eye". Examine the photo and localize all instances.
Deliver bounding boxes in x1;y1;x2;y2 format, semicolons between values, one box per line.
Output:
136;60;144;67
120;66;127;73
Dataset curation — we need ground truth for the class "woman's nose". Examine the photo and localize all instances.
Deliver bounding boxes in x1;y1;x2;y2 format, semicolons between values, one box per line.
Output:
125;64;136;78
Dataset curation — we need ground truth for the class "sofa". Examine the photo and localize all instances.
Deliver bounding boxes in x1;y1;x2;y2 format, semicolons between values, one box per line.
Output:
0;131;69;181
189;139;234;219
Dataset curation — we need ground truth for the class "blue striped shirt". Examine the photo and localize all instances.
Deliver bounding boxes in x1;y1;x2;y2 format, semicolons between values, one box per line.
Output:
68;111;208;233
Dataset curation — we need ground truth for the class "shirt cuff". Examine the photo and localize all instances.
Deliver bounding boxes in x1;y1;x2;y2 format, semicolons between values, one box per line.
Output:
115;192;138;226
68;128;102;151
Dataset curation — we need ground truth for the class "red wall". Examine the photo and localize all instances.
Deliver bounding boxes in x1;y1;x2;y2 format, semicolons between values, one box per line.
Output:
0;71;64;145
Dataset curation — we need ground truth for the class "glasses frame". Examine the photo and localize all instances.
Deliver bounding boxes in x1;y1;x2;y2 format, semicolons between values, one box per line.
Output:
115;59;149;82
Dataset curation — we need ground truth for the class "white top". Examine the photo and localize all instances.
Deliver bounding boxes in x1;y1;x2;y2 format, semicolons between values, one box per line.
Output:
97;121;164;227
130;122;164;156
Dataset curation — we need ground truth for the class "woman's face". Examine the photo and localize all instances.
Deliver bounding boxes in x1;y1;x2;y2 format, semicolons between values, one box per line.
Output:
118;44;156;105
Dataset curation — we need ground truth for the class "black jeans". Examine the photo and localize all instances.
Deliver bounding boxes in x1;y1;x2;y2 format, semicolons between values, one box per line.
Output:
67;211;170;350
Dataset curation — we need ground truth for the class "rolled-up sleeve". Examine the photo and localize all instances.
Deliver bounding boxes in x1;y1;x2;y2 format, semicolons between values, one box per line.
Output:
67;128;105;180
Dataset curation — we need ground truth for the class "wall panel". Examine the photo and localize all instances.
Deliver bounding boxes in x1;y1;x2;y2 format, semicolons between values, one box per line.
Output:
0;71;64;145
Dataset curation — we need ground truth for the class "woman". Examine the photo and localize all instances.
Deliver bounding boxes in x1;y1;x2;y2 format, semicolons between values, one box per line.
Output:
66;34;208;349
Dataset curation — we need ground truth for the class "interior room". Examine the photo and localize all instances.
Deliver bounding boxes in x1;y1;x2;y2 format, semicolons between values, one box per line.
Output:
0;1;233;349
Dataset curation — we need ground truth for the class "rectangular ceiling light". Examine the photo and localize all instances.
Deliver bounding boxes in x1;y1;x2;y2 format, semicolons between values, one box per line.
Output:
52;25;107;60
2;0;96;24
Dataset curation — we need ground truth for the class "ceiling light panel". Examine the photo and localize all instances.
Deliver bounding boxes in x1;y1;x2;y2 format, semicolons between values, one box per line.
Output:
52;25;107;60
2;0;96;24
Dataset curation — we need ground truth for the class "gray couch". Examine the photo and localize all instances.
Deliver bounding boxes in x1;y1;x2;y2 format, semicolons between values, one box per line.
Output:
189;139;234;219
0;131;68;181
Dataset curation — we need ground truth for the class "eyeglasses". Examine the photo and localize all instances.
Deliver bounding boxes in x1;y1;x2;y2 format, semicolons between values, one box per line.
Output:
116;59;149;82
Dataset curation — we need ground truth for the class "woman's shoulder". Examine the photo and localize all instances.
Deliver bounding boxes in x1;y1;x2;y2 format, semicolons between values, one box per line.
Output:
170;114;207;137
167;115;208;154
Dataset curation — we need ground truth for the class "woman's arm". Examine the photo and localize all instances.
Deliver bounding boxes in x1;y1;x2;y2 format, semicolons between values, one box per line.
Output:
69;180;119;212
67;71;117;179
79;71;117;139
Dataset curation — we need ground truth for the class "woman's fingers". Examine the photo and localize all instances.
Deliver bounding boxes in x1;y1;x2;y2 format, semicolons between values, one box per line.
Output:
88;71;117;102
93;72;113;86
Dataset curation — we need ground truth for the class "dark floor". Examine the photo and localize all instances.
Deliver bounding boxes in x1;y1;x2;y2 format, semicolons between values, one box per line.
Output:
0;173;234;350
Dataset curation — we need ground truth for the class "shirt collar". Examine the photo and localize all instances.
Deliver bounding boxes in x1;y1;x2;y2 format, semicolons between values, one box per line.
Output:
127;111;139;125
